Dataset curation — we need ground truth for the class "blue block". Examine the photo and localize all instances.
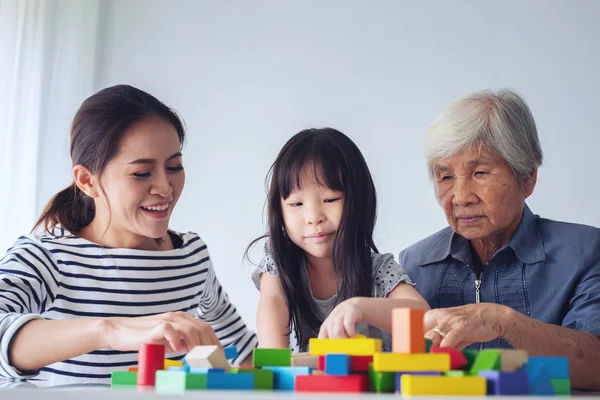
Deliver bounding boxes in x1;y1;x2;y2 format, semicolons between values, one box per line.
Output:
224;346;239;360
479;371;529;395
207;373;254;390
528;365;555;396
167;366;187;371
395;371;441;393
325;354;349;376
522;357;569;379
189;368;225;374
262;366;311;391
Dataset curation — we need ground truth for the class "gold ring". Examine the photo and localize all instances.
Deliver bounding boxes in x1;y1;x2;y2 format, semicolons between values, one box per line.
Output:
432;327;446;338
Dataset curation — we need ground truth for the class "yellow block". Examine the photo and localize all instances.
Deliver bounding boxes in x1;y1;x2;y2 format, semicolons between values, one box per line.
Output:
354;333;366;338
373;353;450;372
308;338;382;356
401;376;487;396
164;359;184;369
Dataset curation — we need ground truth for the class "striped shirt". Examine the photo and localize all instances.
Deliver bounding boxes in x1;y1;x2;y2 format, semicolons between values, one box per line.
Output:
0;230;257;385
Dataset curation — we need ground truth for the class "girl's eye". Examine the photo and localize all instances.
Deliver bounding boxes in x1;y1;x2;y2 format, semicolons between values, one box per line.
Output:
324;198;341;203
167;165;184;172
290;202;303;207
133;172;151;178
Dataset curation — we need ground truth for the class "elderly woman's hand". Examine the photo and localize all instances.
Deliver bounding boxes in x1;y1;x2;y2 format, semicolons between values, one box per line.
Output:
423;303;513;349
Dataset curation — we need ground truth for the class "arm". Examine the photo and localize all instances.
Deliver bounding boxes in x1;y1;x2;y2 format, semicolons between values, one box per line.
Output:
256;273;290;348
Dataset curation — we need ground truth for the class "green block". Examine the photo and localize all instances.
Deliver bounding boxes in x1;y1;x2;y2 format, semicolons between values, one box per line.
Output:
445;370;467;377
368;363;395;393
155;371;207;394
111;371;137;386
551;378;571;395
470;350;501;375
425;338;433;353
461;349;478;371
252;348;291;367
231;368;274;390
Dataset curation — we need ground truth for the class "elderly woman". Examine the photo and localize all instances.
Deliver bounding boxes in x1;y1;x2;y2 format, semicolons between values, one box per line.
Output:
400;89;600;390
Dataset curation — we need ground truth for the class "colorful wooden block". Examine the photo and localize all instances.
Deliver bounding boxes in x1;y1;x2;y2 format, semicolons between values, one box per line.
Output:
350;355;373;372
354;333;366;338
167;366;187;371
395;371;441;393
461;349;478;370
262;366;311;391
206;372;254;390
425;338;433;353
231;368;274;390
368;363;395;393
523;356;569;379
253;348;291;367
164;359;184;369
470;350;501;375
224;346;239;360
527;364;555;395
184;345;230;371
291;352;319;368
189;367;225;374
373;353;450;372
478;371;529;395
430;346;468;369
295;374;368;393
550;378;571;395
137;343;165;386
111;371;137;386
401;375;487;396
325;354;349;375
309;338;382;356
392;308;425;353
155;370;207;393
445;370;466;377
127;367;138;372
499;349;528;371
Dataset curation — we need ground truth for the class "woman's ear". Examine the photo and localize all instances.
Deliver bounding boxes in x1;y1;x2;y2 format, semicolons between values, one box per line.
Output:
73;165;98;198
521;168;538;197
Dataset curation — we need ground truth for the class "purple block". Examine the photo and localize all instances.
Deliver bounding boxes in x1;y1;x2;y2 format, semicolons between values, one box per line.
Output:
395;371;441;393
479;371;529;395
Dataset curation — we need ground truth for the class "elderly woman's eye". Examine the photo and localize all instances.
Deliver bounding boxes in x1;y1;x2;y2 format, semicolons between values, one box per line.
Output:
440;175;452;181
475;171;488;176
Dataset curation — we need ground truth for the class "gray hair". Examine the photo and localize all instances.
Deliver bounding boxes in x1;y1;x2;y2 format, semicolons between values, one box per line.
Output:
425;89;543;179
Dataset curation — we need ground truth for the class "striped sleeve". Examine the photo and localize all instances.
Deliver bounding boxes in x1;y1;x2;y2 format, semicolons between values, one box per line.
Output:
195;257;257;365
0;237;57;379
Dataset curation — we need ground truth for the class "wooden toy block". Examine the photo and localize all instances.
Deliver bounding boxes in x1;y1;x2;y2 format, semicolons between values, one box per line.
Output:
207;372;254;390
231;368;274;390
167;366;187;371
164;359;184;369
368;362;395;393
262;366;311;391
478;371;529;395
291;352;319;368
325;354;349;375
550;378;571;395
523;356;569;379
499;349;528;371
111;371;137;386
444;370;466;377
527;364;555;395
184;345;230;371
295;374;368;393
309;338;382;356
425;338;432;352
373;353;450;372
461;349;478;370
470;350;501;375
354;333;366;338
392;308;425;353
350;355;373;372
253;348;291;367
127;367;138;372
224;346;239;360
395;371;441;393
430;346;468;369
401;375;487;396
155;370;207;394
137;343;165;386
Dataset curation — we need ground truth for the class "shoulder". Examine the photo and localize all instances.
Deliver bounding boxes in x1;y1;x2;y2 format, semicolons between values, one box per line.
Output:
398;226;454;270
535;217;600;265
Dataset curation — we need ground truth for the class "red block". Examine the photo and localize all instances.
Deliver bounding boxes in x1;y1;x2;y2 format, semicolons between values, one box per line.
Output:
137;343;165;386
318;355;325;370
350;356;373;372
430;346;467;370
295;374;368;393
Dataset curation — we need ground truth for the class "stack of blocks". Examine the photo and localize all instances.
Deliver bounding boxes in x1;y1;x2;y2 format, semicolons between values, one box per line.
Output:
110;308;571;395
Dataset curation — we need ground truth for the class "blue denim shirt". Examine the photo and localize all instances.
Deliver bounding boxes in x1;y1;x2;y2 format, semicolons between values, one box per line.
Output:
400;205;600;349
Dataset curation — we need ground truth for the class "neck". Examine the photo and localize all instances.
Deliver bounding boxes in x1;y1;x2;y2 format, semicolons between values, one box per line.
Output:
470;217;522;267
305;254;336;276
77;218;167;251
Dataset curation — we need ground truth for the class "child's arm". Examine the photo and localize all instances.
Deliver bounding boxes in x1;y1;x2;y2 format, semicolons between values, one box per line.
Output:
256;273;290;348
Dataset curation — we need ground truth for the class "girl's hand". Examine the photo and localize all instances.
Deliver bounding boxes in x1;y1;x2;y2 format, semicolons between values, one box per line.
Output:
318;298;364;339
101;311;221;353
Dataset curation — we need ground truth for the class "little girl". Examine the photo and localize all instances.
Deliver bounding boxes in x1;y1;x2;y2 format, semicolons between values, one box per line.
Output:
0;85;256;384
250;127;429;352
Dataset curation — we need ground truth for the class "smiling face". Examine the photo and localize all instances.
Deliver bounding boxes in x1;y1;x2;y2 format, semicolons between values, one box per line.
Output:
91;116;185;248
280;166;345;263
433;146;536;247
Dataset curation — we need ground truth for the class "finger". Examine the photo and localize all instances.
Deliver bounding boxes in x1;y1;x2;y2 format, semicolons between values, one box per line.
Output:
318;324;329;339
151;323;185;353
423;310;439;332
439;330;463;349
332;317;347;338
424;329;443;347
342;315;356;338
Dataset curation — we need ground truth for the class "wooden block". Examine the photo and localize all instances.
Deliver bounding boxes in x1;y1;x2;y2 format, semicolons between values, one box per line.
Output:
295;374;368;393
137;343;165;386
291;352;319;368
550;378;571;395
253;348;291;367
528;364;555;395
164;359;184;369
207;372;254;390
444;370;466;377
395;371;441;393
401;375;486;396
524;356;569;379
184;345;230;372
155;370;207;394
224;346;239;360
309;338;382;356
350;355;373;372
461;349;478;370
373;353;450;372
499;349;528;371
325;354;349;375
354;333;366;338
470;350;501;375
368;362;395;393
430;346;467;370
392;308;425;353
231;369;274;390
262;366;311;391
111;371;137;386
127;367;138;372
425;338;432;353
478;371;528;395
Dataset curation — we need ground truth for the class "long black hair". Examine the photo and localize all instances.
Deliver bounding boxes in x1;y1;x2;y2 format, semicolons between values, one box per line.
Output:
249;127;378;348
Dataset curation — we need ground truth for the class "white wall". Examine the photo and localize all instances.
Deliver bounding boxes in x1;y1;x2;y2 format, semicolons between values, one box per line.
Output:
39;0;600;331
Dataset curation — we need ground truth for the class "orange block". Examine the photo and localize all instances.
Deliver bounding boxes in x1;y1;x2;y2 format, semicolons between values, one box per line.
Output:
392;308;425;353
